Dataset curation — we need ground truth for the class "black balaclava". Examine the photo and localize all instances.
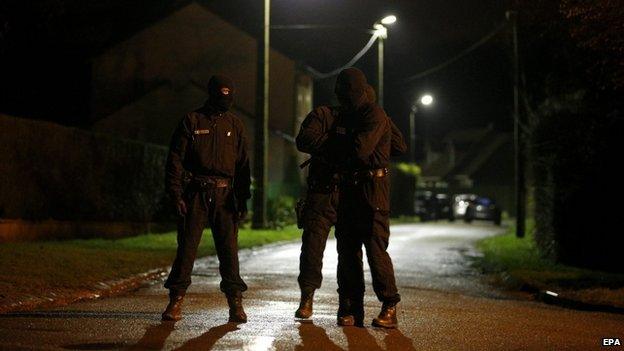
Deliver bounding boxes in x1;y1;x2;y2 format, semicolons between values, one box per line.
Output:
335;68;369;110
207;75;235;112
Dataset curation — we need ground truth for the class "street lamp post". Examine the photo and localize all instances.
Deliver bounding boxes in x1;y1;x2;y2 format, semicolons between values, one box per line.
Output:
409;94;434;163
374;15;396;108
253;0;271;229
377;26;385;108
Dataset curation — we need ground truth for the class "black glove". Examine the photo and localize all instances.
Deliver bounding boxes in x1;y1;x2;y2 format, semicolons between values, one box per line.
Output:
236;200;248;223
176;200;187;217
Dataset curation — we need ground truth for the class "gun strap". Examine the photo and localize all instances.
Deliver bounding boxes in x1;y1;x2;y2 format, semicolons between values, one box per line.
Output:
299;158;312;169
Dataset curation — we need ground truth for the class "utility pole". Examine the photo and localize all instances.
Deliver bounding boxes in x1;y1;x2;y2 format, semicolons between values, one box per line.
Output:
377;34;384;108
253;0;270;229
508;10;525;238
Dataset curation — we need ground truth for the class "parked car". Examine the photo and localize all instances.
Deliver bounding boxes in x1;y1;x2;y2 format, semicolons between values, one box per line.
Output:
464;196;502;225
451;194;478;219
414;191;453;221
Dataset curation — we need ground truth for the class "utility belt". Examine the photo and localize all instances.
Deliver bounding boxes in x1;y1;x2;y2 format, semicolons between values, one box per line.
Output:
344;168;389;184
188;176;231;192
308;167;388;192
185;176;232;212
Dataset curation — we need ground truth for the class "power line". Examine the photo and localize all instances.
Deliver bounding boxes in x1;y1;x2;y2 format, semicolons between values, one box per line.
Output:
305;32;380;79
404;22;508;83
271;23;378;80
271;24;371;34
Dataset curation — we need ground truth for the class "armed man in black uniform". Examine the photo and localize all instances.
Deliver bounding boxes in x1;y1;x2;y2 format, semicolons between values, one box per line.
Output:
294;73;406;320
332;68;401;328
161;75;251;323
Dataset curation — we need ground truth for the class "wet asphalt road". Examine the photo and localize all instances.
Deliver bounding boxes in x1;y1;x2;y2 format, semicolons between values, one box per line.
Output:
1;222;624;350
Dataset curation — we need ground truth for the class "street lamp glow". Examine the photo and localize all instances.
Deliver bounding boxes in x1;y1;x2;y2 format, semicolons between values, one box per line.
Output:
420;94;434;106
381;15;397;25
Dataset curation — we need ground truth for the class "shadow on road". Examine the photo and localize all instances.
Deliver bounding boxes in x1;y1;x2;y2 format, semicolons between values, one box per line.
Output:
173;323;240;350
343;327;384;350
296;320;341;351
126;321;176;350
381;328;417;351
295;319;416;351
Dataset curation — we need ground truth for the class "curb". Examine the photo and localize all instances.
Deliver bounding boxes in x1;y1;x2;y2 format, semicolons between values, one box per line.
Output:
535;289;624;315
515;281;624;315
0;268;167;314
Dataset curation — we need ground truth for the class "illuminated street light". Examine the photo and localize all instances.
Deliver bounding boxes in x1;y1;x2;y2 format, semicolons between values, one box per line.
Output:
374;15;397;107
381;15;397;25
420;94;434;106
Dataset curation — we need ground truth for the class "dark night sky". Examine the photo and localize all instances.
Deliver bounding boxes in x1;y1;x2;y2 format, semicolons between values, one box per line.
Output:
206;0;513;138
0;0;513;137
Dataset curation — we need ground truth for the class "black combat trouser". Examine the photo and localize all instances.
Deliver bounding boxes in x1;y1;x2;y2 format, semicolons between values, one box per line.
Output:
335;179;400;305
297;190;340;293
164;186;247;296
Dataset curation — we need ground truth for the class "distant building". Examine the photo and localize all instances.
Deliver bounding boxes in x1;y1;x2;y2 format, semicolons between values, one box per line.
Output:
419;125;515;214
91;2;313;198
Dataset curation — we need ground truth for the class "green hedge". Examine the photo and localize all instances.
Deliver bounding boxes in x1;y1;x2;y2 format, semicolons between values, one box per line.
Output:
530;96;623;272
0;114;172;222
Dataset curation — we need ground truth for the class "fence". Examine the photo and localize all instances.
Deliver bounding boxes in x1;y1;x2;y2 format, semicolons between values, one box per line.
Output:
0;114;173;241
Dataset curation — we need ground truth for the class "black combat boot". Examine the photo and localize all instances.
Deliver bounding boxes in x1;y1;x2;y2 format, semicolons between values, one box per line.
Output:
372;302;398;329
162;291;185;321
295;290;314;318
226;292;247;323
337;297;355;327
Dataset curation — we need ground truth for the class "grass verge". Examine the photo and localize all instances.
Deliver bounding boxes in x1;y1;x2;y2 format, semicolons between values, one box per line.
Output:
474;221;624;307
0;225;301;308
390;216;421;225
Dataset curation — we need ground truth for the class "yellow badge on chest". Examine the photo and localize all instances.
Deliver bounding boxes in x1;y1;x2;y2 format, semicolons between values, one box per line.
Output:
194;129;210;135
